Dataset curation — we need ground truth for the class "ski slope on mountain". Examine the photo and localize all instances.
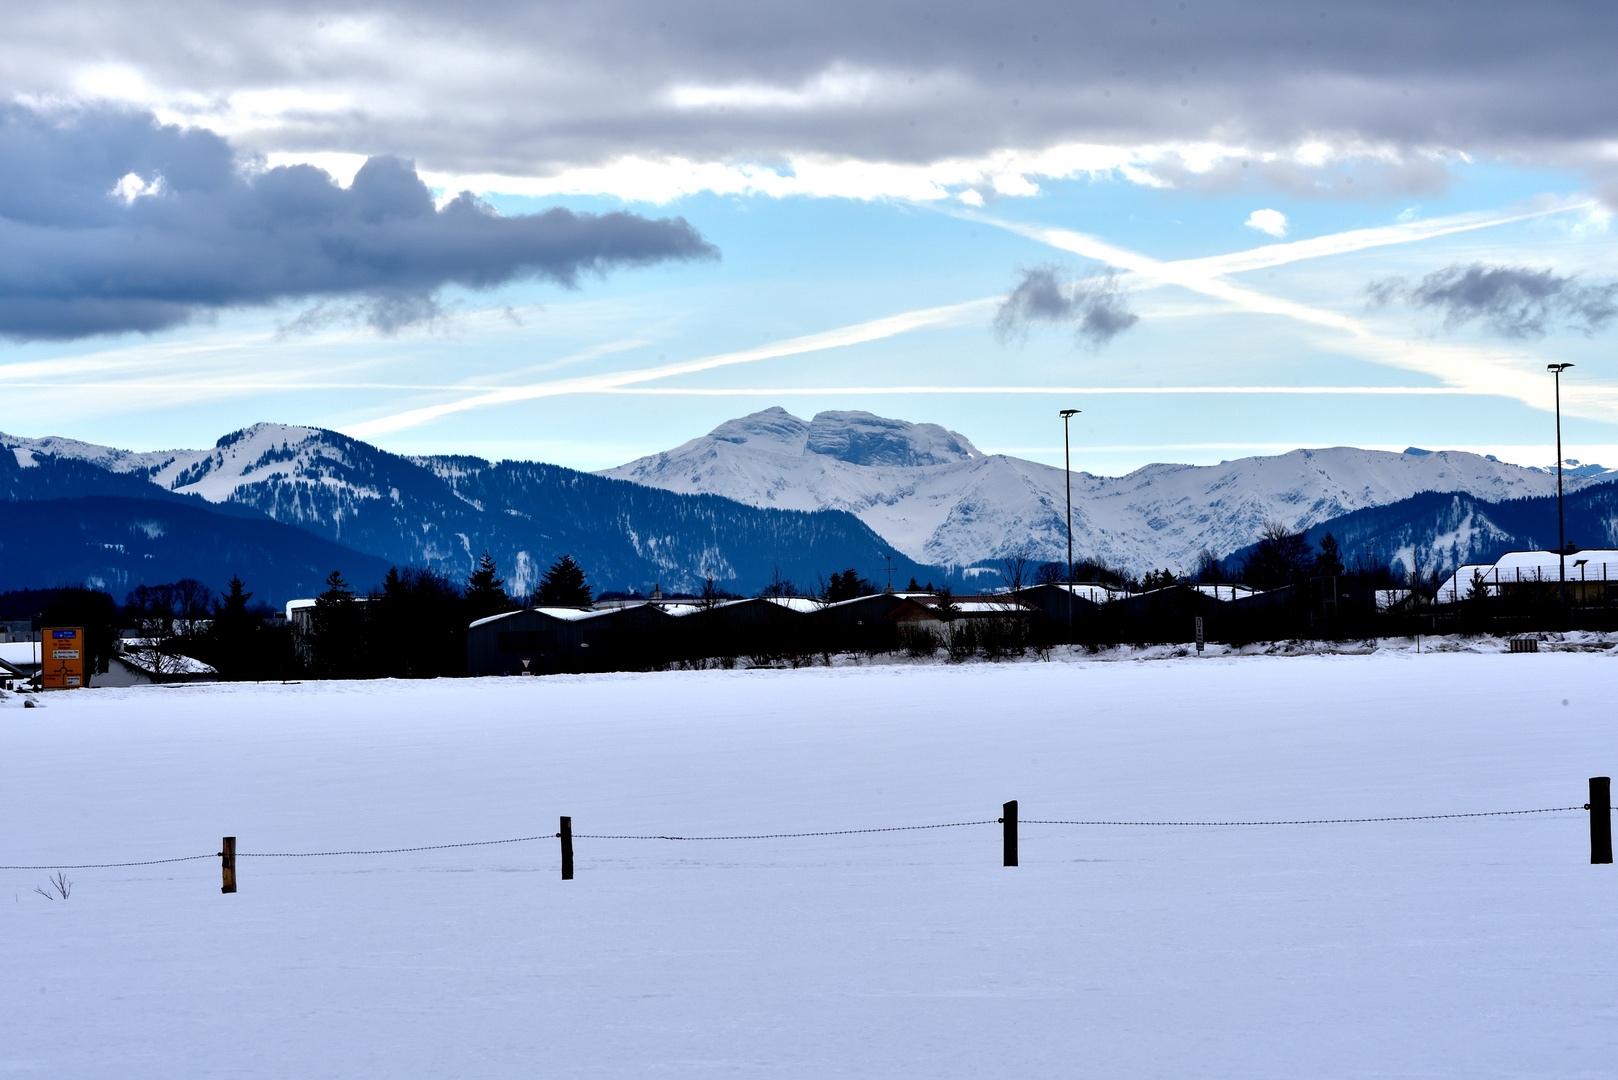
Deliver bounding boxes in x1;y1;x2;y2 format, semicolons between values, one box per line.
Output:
602;408;1611;571
2;654;1614;1078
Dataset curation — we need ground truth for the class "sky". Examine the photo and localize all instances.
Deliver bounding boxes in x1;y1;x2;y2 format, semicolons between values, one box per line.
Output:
1;0;1617;477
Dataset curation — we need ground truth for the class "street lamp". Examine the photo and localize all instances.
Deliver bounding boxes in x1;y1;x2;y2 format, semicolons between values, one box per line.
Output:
1548;363;1574;618
1058;410;1080;584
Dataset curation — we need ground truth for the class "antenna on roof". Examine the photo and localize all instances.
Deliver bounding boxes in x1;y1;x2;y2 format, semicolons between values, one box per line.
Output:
881;554;895;594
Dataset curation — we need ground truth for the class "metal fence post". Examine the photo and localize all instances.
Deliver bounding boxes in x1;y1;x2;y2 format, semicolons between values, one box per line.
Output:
560;816;574;880
220;836;236;894
1002;800;1018;867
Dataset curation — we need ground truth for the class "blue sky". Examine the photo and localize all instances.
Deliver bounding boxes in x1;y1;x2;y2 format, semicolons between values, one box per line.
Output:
6;158;1612;476
1;1;1615;477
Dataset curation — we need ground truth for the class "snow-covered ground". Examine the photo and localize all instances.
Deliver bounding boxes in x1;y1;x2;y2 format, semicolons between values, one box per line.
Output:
2;656;1615;1078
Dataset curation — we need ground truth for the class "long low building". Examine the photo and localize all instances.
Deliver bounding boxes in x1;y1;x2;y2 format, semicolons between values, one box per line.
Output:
1434;549;1618;605
467;605;675;676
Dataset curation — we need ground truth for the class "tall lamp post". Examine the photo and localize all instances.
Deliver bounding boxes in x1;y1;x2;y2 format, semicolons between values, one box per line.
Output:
1059;410;1080;585
1548;363;1574;619
1059;409;1081;643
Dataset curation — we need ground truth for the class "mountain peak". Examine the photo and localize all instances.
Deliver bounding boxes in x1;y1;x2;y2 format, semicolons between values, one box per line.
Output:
707;407;811;449
604;409;1618;571
804;410;979;467
215;422;325;450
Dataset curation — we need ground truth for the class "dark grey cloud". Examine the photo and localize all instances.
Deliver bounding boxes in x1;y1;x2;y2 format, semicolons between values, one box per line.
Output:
0;2;1615;198
995;265;1138;348
0;103;717;340
1368;264;1618;339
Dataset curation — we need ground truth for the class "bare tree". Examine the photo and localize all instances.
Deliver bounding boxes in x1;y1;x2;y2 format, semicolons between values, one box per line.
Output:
124;584;190;681
1243;521;1313;590
759;566;798;598
998;551;1033;596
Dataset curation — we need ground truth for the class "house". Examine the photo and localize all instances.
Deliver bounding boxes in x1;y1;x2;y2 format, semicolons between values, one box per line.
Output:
106;642;219;684
0;640;41;689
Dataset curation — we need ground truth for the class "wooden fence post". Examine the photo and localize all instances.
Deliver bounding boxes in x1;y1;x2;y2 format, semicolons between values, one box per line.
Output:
1591;778;1612;865
1002;800;1017;867
560;816;574;880
220;836;236;894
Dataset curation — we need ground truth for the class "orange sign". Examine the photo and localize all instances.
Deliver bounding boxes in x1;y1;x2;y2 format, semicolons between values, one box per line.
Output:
41;627;85;689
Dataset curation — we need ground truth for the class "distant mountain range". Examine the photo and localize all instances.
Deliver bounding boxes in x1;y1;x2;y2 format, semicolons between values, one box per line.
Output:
5;409;1614;606
1221;485;1618;582
1;424;937;605
602;407;1616;574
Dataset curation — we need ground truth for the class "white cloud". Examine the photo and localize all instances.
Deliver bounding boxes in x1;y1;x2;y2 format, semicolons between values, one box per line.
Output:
1244;208;1288;237
667;66;893;112
109;171;164;204
392;139;1441;206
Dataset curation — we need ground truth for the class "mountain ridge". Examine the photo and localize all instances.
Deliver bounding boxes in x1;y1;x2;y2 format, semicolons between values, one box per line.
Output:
599;407;1616;573
1;423;939;598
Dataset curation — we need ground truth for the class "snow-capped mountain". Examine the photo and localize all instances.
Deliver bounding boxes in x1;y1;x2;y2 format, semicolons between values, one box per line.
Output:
601;407;1615;573
1;423;934;597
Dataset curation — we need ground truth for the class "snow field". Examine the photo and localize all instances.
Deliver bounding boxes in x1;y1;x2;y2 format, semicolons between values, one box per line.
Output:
2;655;1615;1078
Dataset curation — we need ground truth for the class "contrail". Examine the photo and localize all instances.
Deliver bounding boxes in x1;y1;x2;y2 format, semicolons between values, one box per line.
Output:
345;298;996;436
327;197;1594;434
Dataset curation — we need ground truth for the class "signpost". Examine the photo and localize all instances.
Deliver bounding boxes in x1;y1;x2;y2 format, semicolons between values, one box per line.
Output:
41;627;85;689
1195;616;1205;655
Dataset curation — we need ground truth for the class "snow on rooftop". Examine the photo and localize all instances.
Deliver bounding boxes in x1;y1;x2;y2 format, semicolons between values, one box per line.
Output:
1434;564;1498;603
1433;550;1618;602
0;641;42;666
469;607;599;629
1491;549;1618;575
762;597;823;614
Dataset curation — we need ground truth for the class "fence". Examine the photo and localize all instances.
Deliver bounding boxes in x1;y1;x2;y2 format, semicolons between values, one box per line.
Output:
5;780;1612;892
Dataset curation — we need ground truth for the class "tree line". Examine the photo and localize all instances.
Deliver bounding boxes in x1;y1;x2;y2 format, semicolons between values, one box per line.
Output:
0;551;923;682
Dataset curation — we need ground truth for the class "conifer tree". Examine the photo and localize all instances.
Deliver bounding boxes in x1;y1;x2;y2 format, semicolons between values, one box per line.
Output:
533;554;592;607
821;568;872;603
1316;533;1345;578
309;570;364;678
465;551;514;619
211;575;264;680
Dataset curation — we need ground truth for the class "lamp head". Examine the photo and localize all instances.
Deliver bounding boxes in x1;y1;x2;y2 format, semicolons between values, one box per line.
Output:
1548;363;1573;373
1059;409;1080;418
